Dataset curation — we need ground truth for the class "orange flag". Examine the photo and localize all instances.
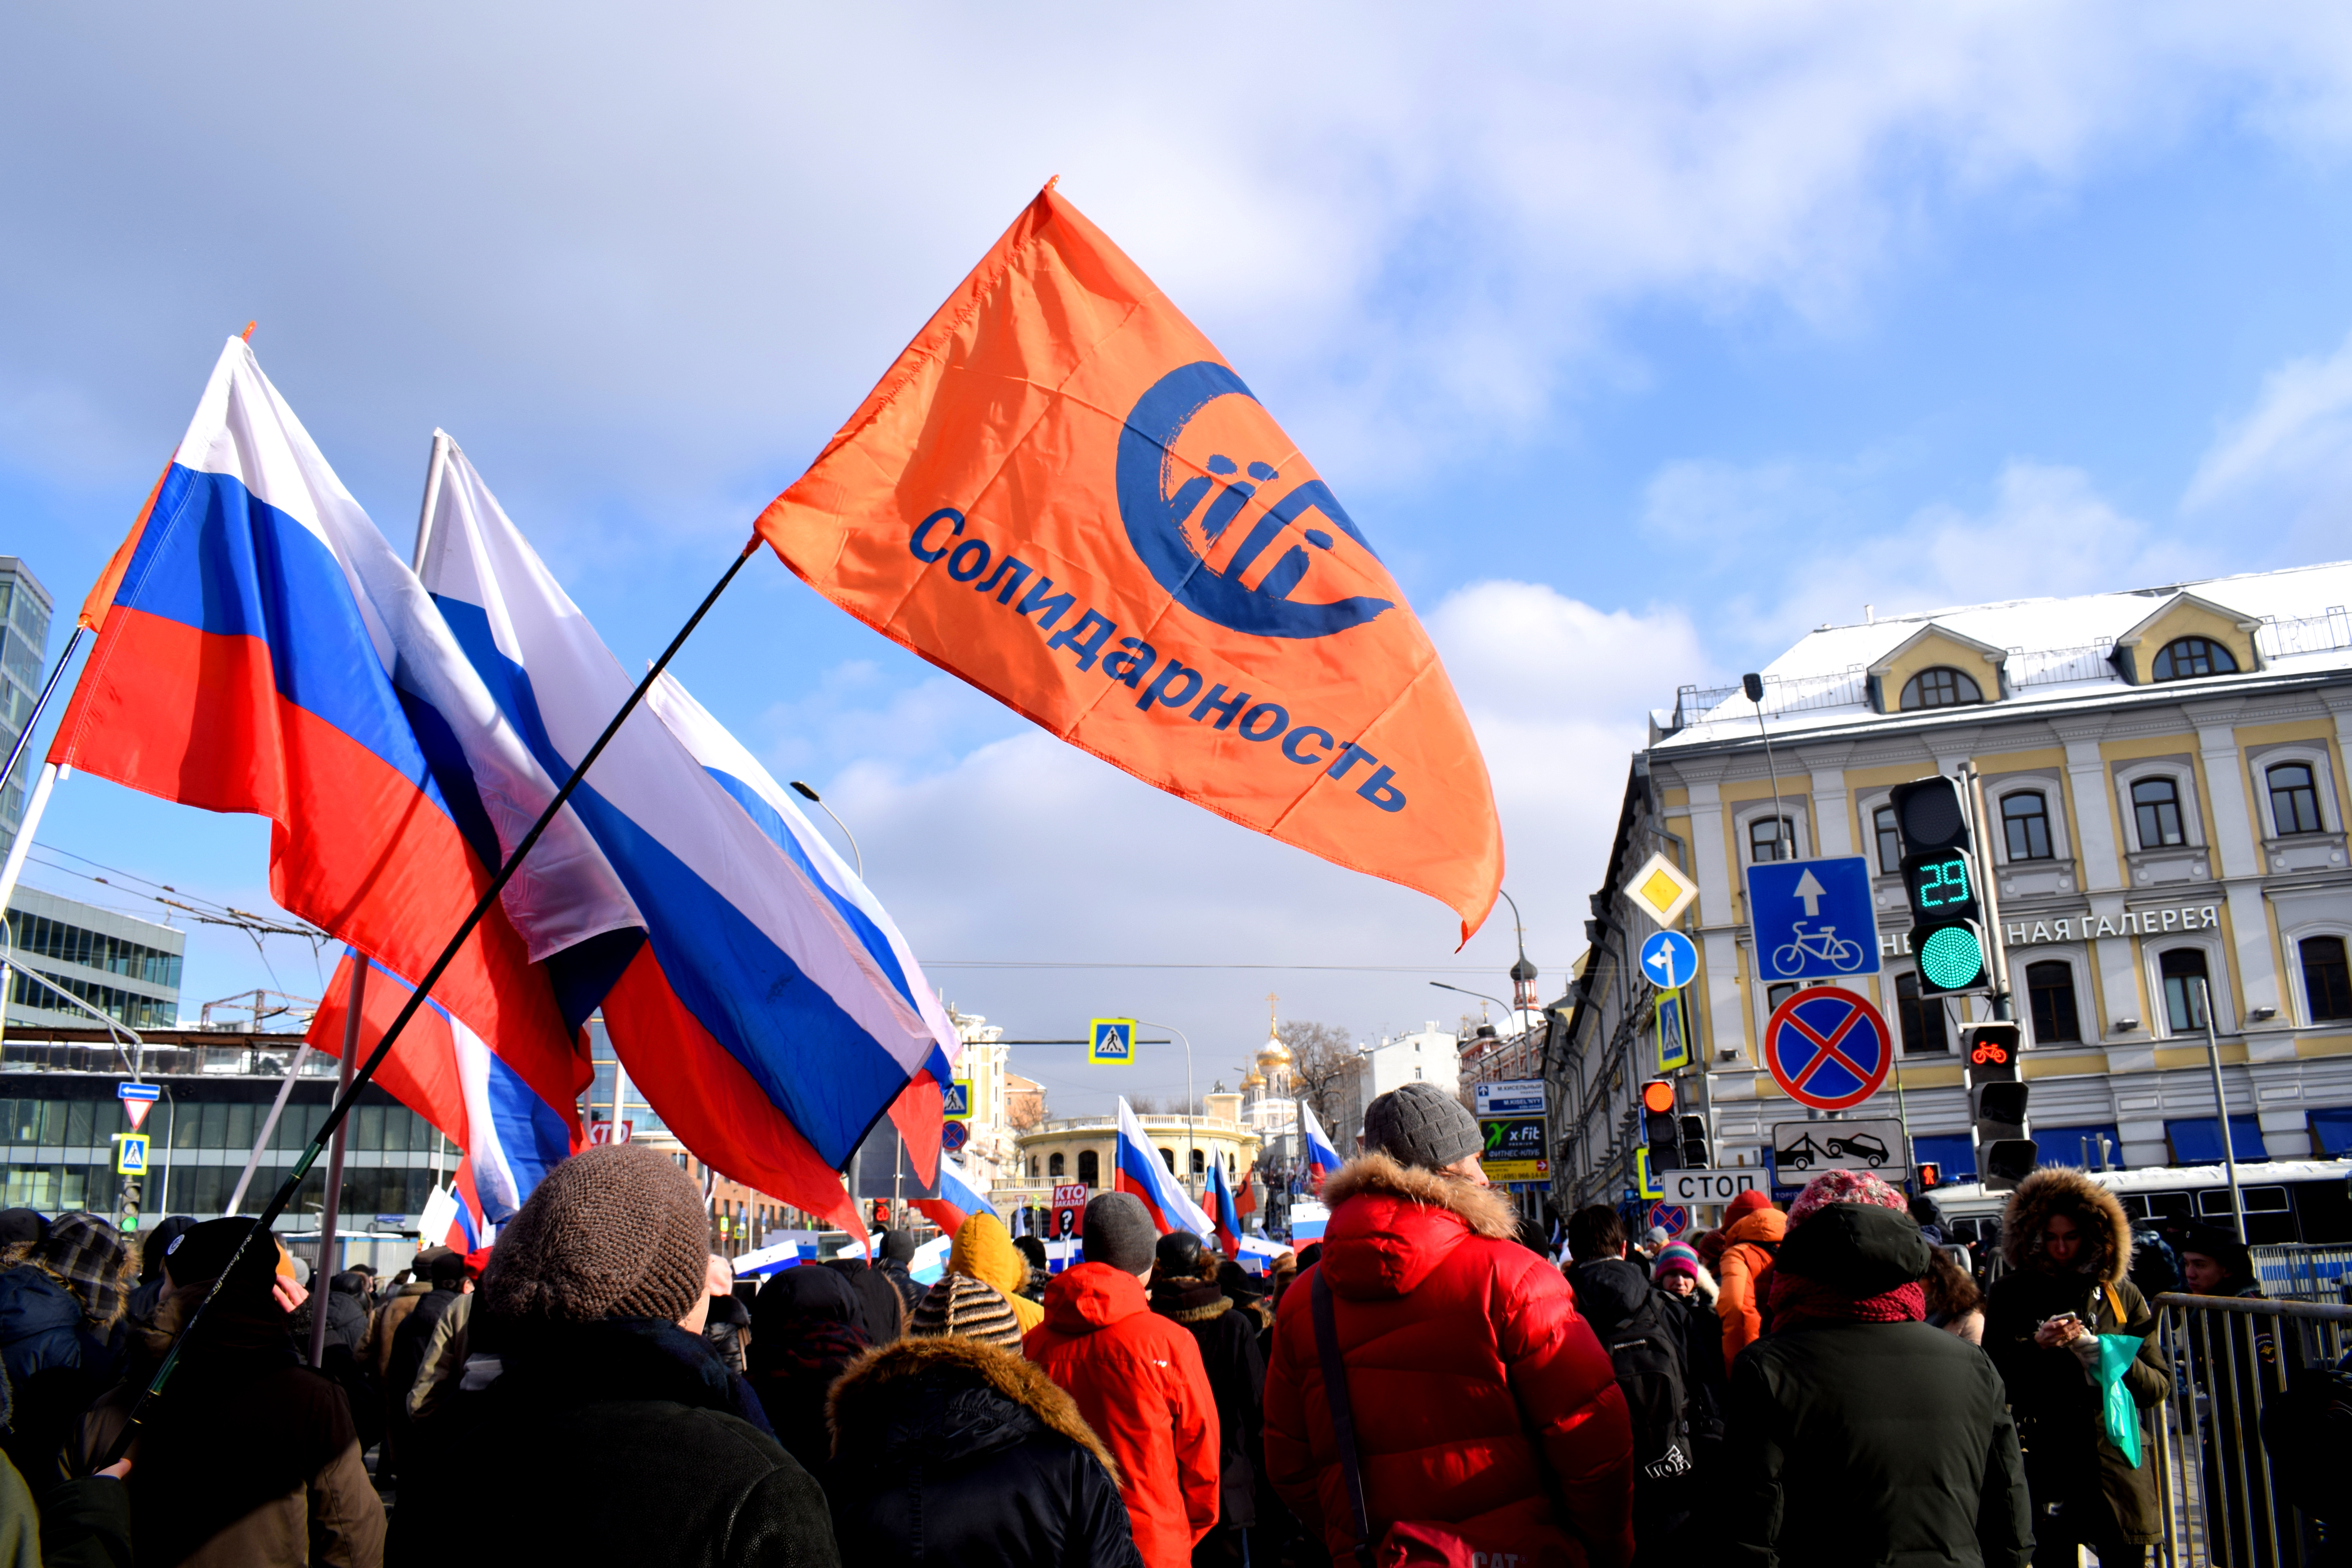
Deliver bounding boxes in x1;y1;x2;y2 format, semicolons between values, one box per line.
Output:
757;187;1502;939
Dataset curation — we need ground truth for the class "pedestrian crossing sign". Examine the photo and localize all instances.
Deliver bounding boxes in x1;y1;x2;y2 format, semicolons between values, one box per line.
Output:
1087;1019;1136;1065
1634;1146;1663;1200
114;1133;149;1176
943;1080;972;1120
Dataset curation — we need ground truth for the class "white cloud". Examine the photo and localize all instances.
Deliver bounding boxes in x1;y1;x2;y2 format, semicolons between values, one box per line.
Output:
784;578;1693;1113
2185;329;2352;549
12;4;2352;525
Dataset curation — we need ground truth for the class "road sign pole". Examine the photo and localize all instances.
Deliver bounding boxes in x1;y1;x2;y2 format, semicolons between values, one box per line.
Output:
1961;764;2015;1021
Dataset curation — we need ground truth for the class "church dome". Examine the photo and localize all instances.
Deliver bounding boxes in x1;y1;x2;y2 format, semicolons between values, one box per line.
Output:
1242;1067;1266;1089
1256;1035;1292;1069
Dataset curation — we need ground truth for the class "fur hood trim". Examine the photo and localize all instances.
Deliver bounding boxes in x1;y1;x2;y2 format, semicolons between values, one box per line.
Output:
1321;1151;1520;1240
1672;1261;1720;1305
826;1332;1120;1485
2000;1167;2132;1286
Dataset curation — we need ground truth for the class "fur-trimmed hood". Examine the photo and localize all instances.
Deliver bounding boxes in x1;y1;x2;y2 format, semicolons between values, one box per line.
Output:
1319;1152;1523;1299
1321;1152;1520;1238
2000;1167;2133;1286
826;1330;1121;1485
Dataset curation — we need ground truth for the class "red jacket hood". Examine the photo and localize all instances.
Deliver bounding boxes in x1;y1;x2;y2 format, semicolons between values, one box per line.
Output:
1319;1153;1524;1299
1040;1261;1150;1335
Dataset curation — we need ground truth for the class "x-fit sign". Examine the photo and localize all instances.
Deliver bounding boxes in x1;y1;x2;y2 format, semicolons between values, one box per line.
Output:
1762;986;1893;1111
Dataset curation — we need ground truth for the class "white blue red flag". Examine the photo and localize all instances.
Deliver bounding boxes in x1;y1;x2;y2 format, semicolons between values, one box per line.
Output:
909;1153;998;1236
1112;1097;1215;1238
306;948;573;1222
645;671;958;1178
1299;1101;1346;1189
417;1158;492;1252
49;339;588;1169
1206;1152;1244;1259
411;436;957;1237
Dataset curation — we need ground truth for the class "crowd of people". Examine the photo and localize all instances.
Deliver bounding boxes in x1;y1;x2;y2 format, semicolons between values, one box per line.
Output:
0;1083;2335;1565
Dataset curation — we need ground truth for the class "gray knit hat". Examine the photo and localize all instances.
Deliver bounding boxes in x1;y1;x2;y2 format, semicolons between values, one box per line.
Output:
1082;1193;1158;1274
480;1143;711;1325
1363;1082;1483;1171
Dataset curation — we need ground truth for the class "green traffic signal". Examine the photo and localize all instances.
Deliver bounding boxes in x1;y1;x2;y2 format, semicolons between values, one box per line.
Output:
1916;921;1989;994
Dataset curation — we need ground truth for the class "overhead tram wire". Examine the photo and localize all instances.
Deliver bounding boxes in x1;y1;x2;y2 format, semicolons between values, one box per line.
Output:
920;960;1548;974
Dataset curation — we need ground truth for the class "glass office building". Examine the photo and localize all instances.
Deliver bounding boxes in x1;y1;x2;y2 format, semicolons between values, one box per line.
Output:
0;559;51;860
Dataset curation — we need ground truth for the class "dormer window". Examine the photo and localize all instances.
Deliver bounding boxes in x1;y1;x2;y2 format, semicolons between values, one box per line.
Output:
2152;637;2237;681
1899;666;1983;710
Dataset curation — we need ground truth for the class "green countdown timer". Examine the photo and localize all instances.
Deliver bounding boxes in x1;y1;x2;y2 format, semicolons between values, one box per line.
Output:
1918;924;1987;989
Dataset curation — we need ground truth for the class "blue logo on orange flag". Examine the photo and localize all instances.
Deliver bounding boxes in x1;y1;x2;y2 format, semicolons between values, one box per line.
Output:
1116;363;1393;640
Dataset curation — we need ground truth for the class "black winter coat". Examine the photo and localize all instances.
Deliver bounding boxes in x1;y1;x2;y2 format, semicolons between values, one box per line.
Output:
1150;1276;1264;1530
873;1258;927;1318
1723;1205;2032;1568
290;1276;370;1357
403;1315;837;1568
1566;1258;1694;1539
824;1259;907;1345
826;1333;1143;1568
0;1265;111;1484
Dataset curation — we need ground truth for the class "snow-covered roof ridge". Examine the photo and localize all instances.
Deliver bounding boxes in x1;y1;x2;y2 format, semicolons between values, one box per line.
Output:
1657;555;2352;747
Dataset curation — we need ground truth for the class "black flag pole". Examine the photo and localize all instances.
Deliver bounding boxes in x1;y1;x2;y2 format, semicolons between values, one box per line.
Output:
98;536;762;1466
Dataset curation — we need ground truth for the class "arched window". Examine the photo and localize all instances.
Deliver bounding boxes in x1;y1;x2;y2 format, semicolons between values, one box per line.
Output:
1158;1147;1176;1172
1873;805;1902;873
1047;1151;1065;1178
2132;777;2185;848
2160;948;2210;1033
2268;763;2323;835
1027;1156;1039;1179
2152;637;2238;681
1077;1149;1099;1186
2026;960;2081;1043
1191;1148;1205;1176
1749;815;1796;864
1895;971;1949;1055
2303;937;2352;1022
1899;666;1983;710
2002;791;2054;861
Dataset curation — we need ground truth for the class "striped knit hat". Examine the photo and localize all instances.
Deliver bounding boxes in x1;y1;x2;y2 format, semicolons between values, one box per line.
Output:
909;1272;1024;1350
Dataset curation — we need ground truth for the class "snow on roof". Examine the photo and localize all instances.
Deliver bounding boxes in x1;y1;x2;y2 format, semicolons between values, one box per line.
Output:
1656;557;2352;748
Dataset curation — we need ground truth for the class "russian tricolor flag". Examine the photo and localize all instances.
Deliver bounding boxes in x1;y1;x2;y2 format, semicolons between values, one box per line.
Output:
1112;1097;1215;1238
646;671;957;1184
418;1157;492;1253
1299;1101;1346;1190
909;1153;998;1236
410;437;958;1239
1206;1151;1244;1259
50;339;588;1162
307;948;572;1222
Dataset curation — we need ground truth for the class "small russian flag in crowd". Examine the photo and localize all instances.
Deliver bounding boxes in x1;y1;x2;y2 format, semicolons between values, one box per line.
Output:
1112;1097;1215;1238
416;1157;492;1253
1299;1101;1347;1190
909;1153;998;1236
1206;1152;1244;1259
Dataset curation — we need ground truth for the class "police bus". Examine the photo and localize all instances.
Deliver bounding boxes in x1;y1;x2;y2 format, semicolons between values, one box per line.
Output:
1923;1157;2352;1252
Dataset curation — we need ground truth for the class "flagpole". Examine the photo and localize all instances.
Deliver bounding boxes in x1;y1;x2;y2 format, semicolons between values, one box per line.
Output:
223;1041;310;1216
99;536;762;1466
305;959;365;1367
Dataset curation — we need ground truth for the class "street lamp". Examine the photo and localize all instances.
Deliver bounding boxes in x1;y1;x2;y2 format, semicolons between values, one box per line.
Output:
788;781;864;880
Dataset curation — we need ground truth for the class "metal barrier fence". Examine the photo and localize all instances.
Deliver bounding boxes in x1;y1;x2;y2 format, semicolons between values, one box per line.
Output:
2146;1292;2350;1568
2249;1245;2352;1305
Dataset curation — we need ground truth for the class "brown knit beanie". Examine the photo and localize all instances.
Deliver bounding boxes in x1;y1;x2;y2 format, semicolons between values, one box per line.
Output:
479;1144;710;1325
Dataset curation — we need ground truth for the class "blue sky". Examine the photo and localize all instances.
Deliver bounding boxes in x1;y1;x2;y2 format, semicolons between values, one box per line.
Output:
7;5;2352;1117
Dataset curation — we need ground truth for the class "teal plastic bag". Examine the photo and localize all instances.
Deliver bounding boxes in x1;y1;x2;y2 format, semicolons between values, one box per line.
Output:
2095;1334;2143;1468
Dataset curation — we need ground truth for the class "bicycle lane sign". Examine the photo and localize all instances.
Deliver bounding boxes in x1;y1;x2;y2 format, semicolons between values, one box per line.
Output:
1763;986;1893;1111
1744;855;1881;982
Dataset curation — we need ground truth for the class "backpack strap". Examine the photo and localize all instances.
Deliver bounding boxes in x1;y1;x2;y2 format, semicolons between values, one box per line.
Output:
2103;1282;2126;1327
1310;1268;1377;1568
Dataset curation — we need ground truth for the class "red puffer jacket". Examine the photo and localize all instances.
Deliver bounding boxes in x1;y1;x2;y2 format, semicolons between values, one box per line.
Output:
1265;1155;1635;1568
1025;1262;1220;1568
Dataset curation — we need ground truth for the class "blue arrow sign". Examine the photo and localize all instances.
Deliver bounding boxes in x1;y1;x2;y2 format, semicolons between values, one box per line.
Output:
116;1082;160;1102
1743;855;1882;980
1638;929;1699;991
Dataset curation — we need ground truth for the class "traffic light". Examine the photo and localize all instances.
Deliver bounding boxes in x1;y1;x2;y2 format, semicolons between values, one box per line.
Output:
1916;1161;1942;1190
1678;1114;1711;1170
1961;1023;2035;1189
1891;777;1992;997
870;1200;890;1230
1641;1080;1682;1172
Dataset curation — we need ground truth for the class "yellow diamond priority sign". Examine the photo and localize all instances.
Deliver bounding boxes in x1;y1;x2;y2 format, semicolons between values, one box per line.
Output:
1625;851;1699;929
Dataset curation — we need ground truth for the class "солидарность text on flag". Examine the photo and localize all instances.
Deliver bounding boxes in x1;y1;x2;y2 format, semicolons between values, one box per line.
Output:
753;185;1503;942
411;434;959;1234
48;338;588;1174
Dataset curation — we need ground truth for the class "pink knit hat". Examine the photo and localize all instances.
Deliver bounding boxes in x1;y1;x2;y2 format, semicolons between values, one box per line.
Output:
1786;1169;1908;1228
